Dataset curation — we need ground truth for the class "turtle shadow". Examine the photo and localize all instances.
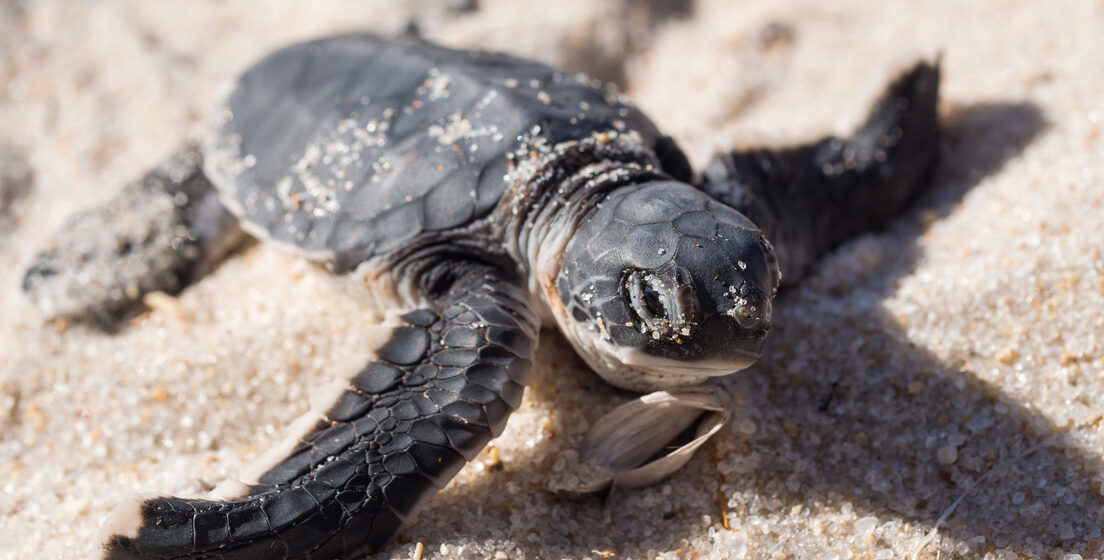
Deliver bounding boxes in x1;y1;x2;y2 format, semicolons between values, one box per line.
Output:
727;302;1104;556
712;99;1099;556
926;100;1050;215
394;100;1090;557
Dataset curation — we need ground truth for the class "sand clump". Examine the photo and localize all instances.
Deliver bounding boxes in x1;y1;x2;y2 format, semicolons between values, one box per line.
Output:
2;1;1103;559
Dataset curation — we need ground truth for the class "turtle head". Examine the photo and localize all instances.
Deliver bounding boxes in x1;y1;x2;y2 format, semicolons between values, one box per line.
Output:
553;181;780;392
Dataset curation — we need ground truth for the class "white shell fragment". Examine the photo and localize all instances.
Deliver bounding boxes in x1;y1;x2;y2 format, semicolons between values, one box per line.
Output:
567;385;733;494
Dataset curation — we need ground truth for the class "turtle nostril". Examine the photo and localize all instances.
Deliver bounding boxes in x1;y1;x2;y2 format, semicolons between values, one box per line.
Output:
734;303;760;328
729;289;771;331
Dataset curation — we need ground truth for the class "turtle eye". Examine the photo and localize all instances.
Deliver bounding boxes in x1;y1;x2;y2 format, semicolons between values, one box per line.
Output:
627;271;670;322
622;269;696;338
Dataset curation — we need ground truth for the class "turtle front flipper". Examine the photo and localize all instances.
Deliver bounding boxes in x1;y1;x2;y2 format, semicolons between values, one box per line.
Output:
700;60;941;285
98;262;538;560
22;144;245;328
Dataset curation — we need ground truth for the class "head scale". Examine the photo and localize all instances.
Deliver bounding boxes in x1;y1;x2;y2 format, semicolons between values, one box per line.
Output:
553;181;780;391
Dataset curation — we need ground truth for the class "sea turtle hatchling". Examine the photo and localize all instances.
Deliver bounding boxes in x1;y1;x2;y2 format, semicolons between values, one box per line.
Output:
23;33;940;559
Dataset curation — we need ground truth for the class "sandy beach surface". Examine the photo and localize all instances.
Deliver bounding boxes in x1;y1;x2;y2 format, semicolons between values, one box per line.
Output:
2;1;1103;558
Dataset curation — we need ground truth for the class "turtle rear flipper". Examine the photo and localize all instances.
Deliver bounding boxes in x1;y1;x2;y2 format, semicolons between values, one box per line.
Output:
98;262;538;559
22;145;245;328
700;60;941;285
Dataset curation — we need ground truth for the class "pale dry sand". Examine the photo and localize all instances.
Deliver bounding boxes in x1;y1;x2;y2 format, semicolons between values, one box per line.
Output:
2;1;1103;559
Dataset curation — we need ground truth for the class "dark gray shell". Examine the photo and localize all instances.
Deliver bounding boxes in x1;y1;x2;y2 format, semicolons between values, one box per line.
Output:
206;33;667;271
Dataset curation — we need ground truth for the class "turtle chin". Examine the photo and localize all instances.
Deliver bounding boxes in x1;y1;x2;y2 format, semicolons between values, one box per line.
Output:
577;343;765;392
614;346;764;391
559;321;769;392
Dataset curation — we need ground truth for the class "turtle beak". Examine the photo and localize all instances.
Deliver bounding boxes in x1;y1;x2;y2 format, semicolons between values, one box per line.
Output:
617;343;763;383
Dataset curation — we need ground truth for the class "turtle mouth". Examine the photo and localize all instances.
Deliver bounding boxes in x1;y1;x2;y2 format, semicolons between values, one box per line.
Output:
622;318;768;373
561;323;766;391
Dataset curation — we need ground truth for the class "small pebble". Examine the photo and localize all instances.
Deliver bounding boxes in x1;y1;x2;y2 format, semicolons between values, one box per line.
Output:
854;516;878;536
965;414;995;432
995;347;1019;365
936;445;958;465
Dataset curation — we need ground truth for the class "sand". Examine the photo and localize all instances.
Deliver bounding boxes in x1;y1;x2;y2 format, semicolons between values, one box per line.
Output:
1;1;1102;559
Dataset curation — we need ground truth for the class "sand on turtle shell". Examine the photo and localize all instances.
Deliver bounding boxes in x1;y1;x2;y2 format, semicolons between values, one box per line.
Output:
1;1;1103;559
